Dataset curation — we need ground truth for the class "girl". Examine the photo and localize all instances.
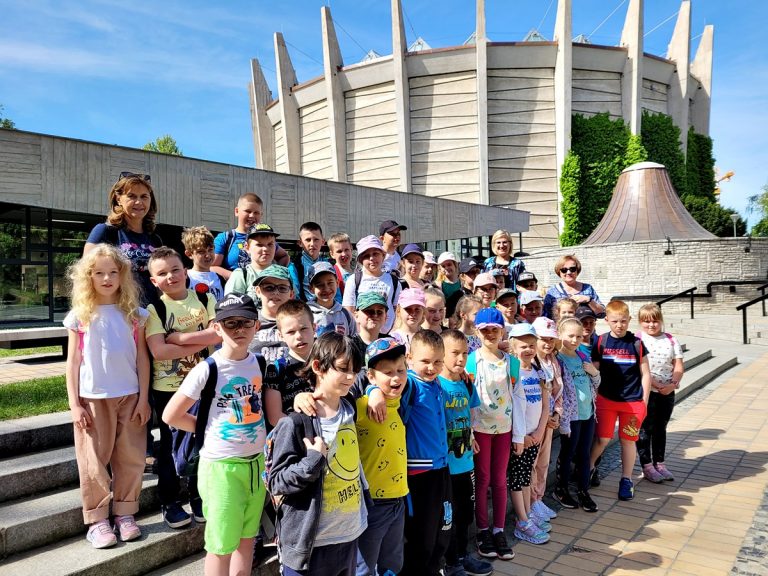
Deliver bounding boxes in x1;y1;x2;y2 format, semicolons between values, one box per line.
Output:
64;244;151;549
552;298;578;325
390;288;426;352
453;295;483;354
554;317;601;513
436;252;462;301
399;244;426;289
637;304;684;483
473;273;498;308
421;286;447;333
420;251;437;284
466;308;521;560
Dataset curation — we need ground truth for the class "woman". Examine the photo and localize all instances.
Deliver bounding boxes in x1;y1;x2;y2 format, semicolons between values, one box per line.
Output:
543;254;605;319
399;243;426;289
84;172;162;306
482;229;525;289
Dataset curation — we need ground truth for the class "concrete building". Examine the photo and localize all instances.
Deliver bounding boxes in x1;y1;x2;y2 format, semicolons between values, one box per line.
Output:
250;0;713;249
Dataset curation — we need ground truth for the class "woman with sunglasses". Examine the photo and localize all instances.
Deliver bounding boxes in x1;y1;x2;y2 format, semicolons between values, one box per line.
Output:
482;229;526;289
84;172;163;306
543;255;605;320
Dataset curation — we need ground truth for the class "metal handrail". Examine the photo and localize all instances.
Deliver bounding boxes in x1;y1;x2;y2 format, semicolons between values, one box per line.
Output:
736;293;768;344
756;282;768;317
656;287;697;319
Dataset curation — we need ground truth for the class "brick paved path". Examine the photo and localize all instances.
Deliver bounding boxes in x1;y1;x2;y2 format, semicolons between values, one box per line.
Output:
0;354;66;385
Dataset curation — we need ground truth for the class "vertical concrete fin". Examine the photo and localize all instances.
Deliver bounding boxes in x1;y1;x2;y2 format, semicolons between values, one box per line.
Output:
392;0;412;193
553;0;572;234
250;59;275;170
321;6;347;182
476;0;489;205
666;0;691;151
690;24;713;135
620;0;643;134
274;32;301;174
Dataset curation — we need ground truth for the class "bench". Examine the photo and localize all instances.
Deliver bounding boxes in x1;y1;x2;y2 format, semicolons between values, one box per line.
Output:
0;327;69;358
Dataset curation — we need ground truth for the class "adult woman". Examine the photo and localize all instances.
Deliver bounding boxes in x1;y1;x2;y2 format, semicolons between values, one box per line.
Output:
482;229;525;288
399;244;426;289
543;254;605;319
84;172;162;306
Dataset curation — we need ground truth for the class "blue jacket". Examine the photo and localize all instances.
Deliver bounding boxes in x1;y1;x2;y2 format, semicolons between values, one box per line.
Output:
399;371;449;472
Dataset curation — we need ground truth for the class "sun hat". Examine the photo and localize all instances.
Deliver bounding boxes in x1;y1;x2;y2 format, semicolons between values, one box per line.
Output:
474;307;505;329
356;235;386;258
437;252;458;265
398;288;426;308
532;317;559;339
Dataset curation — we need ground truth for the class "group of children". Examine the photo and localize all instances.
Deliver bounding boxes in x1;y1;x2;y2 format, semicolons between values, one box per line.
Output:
65;188;685;576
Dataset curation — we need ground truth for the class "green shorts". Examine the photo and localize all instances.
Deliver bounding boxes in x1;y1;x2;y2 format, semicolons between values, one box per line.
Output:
198;454;267;555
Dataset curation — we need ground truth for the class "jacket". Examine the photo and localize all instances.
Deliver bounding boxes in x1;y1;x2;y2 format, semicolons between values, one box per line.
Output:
557;350;601;436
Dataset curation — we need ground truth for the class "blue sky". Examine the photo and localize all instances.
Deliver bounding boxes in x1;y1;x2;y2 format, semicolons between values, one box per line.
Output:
1;0;766;224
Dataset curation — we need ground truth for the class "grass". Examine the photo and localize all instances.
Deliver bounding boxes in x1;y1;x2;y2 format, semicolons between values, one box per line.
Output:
0;345;62;358
0;375;69;420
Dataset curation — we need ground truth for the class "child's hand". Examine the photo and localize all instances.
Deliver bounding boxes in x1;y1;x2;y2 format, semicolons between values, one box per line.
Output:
583;362;599;377
472;438;480;454
70;403;92;430
131;397;151;426
512;442;523;456
529;431;542;445
304;436;327;456
547;413;560;429
294;392;318;416
367;388;387;423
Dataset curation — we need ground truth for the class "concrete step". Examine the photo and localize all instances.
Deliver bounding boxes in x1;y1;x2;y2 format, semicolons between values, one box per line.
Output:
0;509;204;576
147;548;280;576
675;354;738;402
682;348;711;371
0;412;72;457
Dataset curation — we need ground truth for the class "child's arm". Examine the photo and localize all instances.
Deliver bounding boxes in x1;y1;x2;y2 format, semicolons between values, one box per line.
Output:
268;418;327;496
266;388;287;427
640;356;652;403
65;330;92;429
162;391;197;432
146;333;208;361
287;262;302;300
275;244;290;266
511;374;527;456
529;382;549;445
131;324;151;426
223;268;246;296
165;325;221;346
671;357;684;388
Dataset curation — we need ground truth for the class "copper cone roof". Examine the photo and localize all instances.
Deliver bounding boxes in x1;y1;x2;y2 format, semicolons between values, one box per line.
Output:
582;162;716;245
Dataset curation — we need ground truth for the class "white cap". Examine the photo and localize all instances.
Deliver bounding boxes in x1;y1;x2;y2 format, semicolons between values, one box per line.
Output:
438;251;458;265
423;251;437;265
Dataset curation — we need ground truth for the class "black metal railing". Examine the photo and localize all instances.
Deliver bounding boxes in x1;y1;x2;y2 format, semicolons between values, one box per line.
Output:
656;287;697;319
736;291;768;344
756;282;768;317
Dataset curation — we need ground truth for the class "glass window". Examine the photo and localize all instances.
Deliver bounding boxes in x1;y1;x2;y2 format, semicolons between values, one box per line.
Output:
30;207;48;246
0;263;50;323
0;205;26;260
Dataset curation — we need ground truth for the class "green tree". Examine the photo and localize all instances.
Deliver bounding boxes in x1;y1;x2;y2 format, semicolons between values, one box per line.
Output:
0;104;16;130
682;196;746;237
143;135;183;156
641;111;686;196
624;134;648;166
559;152;582;246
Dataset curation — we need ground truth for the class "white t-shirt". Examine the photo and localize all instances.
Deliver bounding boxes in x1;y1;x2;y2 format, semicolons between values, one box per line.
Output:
519;366;545;435
63;305;149;399
639;332;683;388
382;251;401;274
472;354;514;434
342;272;401;333
178;350;267;460
188;270;224;301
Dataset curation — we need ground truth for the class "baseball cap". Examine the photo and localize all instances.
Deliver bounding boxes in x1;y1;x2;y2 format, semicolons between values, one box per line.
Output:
475;307;505;329
532;317;558;339
215;293;259;321
400;243;423;259
423;251;437;265
356;291;388;311
575;305;597;320
379;220;408;236
356;235;385;258
253;264;292;286
509;323;538;339
496;288;518;303
437;252;457;265
518;271;537;283
366;337;407;368
246;223;279;239
308;261;337;285
459;257;481;274
398;288;426;308
519;291;544;306
473;272;496;288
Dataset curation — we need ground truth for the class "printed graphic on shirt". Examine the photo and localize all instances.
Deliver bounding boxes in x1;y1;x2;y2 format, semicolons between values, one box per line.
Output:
601;348;638;366
520;371;543;404
444;391;472;459
120;241;155;275
323;425;363;511
214;374;265;444
236;241;250;270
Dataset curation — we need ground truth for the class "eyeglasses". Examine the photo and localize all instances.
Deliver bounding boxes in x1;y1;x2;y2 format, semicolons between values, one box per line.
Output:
362;308;386;317
221;318;257;330
118;171;151;182
559;266;579;274
259;284;291;294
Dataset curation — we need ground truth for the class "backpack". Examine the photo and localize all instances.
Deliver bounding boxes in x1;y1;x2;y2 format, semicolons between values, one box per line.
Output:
262;412;318;508
353;267;400;309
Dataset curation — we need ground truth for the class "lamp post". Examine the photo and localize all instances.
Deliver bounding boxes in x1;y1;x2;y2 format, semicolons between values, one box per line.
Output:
730;213;739;238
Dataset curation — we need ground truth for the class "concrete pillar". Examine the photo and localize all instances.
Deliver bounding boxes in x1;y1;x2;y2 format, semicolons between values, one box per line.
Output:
690;25;713;136
620;0;643;135
476;0;489;205
667;0;691;152
391;0;412;193
553;0;572;233
250;59;275;171
321;7;347;182
274;32;301;174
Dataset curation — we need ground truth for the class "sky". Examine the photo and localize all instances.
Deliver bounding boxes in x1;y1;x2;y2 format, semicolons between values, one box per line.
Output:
1;0;766;225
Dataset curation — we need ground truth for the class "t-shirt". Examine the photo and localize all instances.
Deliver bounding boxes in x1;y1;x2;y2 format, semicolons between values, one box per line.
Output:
466;351;516;434
639;332;683;389
309;301;357;337
592;331;648;402
213;229;249;272
315;401;367;547
355;396;408;499
342;271;401;334
439;375;480;475
558;352;593;420
382;251;401;274
263;355;312;419
441;280;462;301
223;265;261;301
178;350;266;460
146;290;216;392
63;305;149;399
248;313;290;363
187;270;224;301
400;371;449;473
519;366;544;435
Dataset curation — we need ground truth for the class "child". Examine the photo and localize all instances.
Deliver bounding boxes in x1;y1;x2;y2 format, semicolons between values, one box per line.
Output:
223;224;280;300
576;306;598;356
554;317;601;513
421;251;438;284
495;288;519;334
519;291;544;324
379;219;407;273
307;261;356;337
445;258;480;320
589;300;651;501
146;247;220;529
250;265;294;363
636;303;684;483
439;330;493;576
437;252;462;301
267;333;367;575
162;293;267;576
390;288;426;351
421;286;447;333
355;338;409;576
328;232;354;291
263;300;316;427
516;271;538;293
352;293;389;358
552;298;578;325
452;295;482;354
508;324;550;545
491;269;506;291
64;245;150;549
289;221;331;302
472;273;497;309
182;226;224;301
399;244;427;289
466;307;522;560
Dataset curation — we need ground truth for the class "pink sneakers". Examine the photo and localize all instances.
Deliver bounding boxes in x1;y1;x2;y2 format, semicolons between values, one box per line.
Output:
86;519;117;549
114;515;142;541
642;463;665;483
655;462;674;481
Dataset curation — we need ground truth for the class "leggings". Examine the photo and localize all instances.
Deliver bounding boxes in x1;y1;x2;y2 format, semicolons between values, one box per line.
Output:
508;445;539;492
637;391;675;465
473;431;511;530
557;416;596;492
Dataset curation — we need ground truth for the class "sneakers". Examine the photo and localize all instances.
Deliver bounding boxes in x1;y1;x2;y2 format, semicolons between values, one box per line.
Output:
492;530;514;560
530;512;552;533
476;529;497;558
461;555;494;576
655;462;674;481
444;564;468;576
190;498;206;523
113;515;141;541
514;519;550;545
642;463;665;483
531;499;557;519
618;477;634;501
86;519;117;549
162;502;192;529
553;486;578;509
577;490;598;513
590;467;601;487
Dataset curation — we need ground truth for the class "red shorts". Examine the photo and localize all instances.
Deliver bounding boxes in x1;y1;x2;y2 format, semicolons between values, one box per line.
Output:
595;395;646;441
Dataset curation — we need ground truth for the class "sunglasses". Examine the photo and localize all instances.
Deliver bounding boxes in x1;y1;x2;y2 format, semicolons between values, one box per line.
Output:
259;284;291;294
559;266;579;274
221;318;257;330
362;308;386;317
119;171;151;183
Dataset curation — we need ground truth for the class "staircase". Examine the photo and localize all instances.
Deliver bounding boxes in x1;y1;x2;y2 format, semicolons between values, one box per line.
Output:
664;313;768;345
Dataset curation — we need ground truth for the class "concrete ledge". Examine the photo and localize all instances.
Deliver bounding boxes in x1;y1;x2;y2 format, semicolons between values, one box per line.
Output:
0;412;72;457
0;446;78;503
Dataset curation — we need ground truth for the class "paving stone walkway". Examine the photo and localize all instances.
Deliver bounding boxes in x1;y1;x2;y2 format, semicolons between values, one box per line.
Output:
0;354;66;385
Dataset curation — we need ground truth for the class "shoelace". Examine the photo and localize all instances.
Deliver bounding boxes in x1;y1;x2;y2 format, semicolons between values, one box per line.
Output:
116;516;138;531
92;522;113;535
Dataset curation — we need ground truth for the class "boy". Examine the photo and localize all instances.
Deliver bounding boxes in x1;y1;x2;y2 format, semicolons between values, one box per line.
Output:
182;226;224;301
328;232;354;292
519;291;544;324
576;305;599;356
351;292;389;371
496;288;518;333
162;293;267;576
308;261;356;337
379;220;407;274
516;271;538;293
263;300;316;428
223;223;279;300
250;265;294;363
355;338;409;576
289;221;332;302
145;247;221;529
445;258;479;320
343;236;401;335
589;300;651;501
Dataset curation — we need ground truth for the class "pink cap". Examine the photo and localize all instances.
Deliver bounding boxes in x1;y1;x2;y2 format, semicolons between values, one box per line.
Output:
398;288;426;308
356;235;385;258
473;272;496;288
532;317;559;339
423;251;437;265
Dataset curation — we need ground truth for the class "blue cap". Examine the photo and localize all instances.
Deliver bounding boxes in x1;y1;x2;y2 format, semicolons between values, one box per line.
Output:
519;291;544;306
509;323;538;339
474;307;505;329
400;243;423;258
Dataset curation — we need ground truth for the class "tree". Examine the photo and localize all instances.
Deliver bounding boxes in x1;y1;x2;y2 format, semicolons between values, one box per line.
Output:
0;104;16;130
143;135;183;156
682;196;746;237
